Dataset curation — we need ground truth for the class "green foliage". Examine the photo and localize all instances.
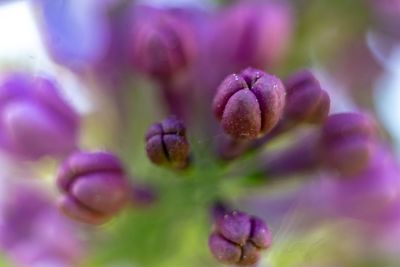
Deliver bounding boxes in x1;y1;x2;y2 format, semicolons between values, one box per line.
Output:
88;164;226;266
0;256;11;267
277;0;370;76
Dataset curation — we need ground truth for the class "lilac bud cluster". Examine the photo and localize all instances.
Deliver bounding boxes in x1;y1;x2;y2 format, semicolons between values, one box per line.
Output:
1;1;398;266
0;53;391;267
209;208;272;266
145;116;190;169
215;68;331;160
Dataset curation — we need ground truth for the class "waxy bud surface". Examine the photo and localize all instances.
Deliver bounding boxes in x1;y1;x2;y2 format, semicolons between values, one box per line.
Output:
213;68;286;140
209;210;272;266
146;116;190;169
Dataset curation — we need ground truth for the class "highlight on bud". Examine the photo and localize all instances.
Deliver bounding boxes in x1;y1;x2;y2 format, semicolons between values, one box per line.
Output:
56;151;130;225
209;209;272;266
284;69;330;124
320;112;378;176
145;116;190;169
213;67;286;140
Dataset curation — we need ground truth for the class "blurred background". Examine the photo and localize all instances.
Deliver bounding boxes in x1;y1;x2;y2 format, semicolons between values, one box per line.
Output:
0;0;399;152
0;0;400;266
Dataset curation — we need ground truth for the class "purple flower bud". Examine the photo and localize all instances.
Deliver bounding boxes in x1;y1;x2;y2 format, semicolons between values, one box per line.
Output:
209;233;242;264
56;151;130;225
250;217;272;249
0;73;79;160
320;112;378;176
284;70;330;124
209;210;272;266
145;116;190;169
213;68;286;140
215;211;252;246
129;7;196;81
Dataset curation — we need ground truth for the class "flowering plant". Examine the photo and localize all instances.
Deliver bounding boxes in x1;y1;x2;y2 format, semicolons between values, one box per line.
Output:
0;0;399;266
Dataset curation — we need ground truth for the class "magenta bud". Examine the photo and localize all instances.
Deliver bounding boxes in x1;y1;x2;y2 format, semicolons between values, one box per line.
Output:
145;116;190;169
56;151;130;225
213;68;286;140
320;113;378;176
215;211;252;246
209;210;272;266
284;70;330;124
250;217;272;249
0;73;79;160
130;8;196;81
209;233;242;264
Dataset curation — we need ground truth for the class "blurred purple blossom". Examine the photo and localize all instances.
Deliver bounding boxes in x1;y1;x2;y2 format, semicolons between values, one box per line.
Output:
317;145;400;223
210;0;293;76
32;0;112;71
128;6;198;82
0;73;79;160
57;151;130;225
0;181;84;267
